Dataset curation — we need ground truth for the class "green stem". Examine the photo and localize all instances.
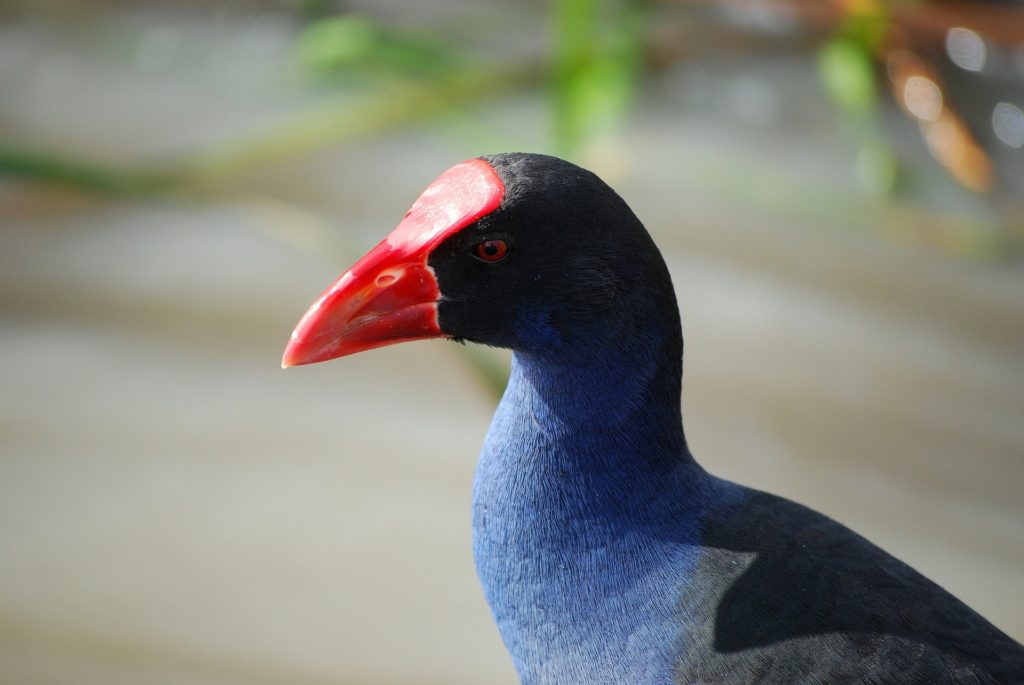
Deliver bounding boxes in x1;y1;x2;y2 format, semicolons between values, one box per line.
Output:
0;147;183;195
0;63;540;196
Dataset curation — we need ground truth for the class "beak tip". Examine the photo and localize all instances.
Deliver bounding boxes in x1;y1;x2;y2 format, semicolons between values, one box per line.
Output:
281;339;303;369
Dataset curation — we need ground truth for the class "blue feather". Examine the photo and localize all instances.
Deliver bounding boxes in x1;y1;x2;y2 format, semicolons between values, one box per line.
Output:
473;326;746;683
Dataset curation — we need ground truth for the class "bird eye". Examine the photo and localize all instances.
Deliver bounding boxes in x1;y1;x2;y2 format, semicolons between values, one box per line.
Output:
473;239;509;263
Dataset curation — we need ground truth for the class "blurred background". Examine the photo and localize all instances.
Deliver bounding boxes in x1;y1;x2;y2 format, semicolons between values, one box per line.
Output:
1;0;1023;683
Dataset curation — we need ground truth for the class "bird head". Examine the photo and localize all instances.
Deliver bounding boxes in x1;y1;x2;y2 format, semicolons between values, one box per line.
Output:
282;153;675;368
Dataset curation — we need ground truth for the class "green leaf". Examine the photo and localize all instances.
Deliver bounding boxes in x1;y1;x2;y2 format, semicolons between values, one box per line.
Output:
295;15;459;81
295;16;381;73
818;38;877;118
550;0;647;153
0;146;180;195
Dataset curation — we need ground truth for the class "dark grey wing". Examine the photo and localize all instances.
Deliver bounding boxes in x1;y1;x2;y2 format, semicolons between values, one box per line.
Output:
674;491;1024;684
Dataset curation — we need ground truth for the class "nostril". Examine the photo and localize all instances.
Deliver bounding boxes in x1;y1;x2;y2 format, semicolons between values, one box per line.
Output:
376;273;397;287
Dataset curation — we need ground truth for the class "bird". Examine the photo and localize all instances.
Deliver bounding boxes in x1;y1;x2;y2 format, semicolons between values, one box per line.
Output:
282;153;1024;684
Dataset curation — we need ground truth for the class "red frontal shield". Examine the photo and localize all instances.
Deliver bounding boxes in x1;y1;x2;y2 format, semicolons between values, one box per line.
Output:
282;158;504;367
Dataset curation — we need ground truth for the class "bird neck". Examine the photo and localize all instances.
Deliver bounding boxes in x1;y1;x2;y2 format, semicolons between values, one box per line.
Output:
506;285;692;466
505;345;689;471
472;316;719;683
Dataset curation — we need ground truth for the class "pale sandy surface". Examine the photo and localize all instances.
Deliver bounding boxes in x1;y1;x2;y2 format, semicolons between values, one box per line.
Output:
1;7;1022;685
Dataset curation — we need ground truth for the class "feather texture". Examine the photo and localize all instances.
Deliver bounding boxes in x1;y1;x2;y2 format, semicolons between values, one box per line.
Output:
450;153;1024;684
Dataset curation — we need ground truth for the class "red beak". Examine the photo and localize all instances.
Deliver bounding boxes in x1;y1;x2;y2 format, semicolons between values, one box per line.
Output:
281;158;504;368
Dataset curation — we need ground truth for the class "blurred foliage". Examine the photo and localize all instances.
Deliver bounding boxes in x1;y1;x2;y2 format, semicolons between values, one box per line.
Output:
1;0;1017;208
0;3;649;192
818;38;877;119
0;5;1018;258
0;145;182;195
550;0;648;154
295;16;461;82
817;1;898;196
2;0;1022;396
0;58;535;200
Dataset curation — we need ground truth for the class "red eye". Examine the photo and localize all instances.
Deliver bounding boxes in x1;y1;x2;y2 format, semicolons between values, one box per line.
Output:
473;239;509;263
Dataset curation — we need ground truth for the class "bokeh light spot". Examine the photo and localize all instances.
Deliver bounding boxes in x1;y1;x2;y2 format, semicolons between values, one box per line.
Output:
945;27;986;72
903;76;943;122
992;102;1024;148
